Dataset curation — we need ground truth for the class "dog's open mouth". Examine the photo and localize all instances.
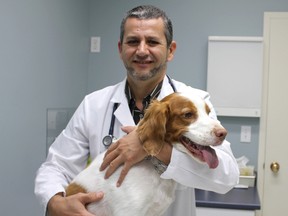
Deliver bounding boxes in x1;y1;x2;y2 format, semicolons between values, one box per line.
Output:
180;136;219;169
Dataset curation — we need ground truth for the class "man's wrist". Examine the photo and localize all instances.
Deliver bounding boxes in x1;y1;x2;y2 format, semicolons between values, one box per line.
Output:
144;143;172;174
145;156;168;175
47;192;64;215
154;143;172;165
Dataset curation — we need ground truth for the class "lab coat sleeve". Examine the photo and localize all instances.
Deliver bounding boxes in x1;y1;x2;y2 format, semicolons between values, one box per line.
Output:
161;88;239;194
161;140;239;194
34;98;90;213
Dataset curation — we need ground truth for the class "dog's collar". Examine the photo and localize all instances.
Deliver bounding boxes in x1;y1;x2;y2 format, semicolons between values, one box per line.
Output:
145;156;168;175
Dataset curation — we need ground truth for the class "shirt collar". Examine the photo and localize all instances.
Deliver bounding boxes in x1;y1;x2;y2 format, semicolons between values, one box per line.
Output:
125;79;163;105
125;79;163;124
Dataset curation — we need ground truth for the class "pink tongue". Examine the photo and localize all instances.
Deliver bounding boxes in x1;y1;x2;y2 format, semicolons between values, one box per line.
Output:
202;148;219;169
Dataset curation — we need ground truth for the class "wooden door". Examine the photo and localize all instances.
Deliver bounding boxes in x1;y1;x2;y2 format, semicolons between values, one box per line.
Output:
257;12;288;216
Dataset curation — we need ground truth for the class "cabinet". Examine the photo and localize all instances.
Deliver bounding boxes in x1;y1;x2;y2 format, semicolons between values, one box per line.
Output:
196;207;255;216
207;36;263;117
195;188;260;216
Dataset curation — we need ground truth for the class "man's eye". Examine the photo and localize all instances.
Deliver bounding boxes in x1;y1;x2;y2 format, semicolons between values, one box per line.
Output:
126;40;139;46
147;40;160;46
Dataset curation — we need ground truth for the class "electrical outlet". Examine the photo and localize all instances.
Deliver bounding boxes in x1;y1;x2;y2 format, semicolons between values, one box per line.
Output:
90;37;101;53
240;125;251;143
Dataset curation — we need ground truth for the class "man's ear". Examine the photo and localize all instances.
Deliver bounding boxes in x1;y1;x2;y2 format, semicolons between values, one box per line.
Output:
118;41;123;59
167;40;177;62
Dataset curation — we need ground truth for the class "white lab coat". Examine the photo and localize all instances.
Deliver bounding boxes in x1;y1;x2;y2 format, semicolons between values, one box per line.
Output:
35;76;239;216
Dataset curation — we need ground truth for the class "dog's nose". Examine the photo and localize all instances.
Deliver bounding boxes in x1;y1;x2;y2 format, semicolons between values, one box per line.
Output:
214;127;227;141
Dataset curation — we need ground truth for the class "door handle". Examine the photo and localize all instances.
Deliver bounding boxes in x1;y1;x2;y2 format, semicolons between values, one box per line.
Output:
270;162;280;173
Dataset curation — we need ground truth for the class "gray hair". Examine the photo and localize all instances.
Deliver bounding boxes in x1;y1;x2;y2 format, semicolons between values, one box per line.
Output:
120;5;173;47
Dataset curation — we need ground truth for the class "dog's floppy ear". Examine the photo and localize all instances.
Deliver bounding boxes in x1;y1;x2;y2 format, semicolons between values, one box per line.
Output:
136;99;169;156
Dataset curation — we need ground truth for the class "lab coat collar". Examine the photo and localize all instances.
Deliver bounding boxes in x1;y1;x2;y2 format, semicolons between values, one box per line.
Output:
158;75;176;100
111;76;176;127
111;79;136;126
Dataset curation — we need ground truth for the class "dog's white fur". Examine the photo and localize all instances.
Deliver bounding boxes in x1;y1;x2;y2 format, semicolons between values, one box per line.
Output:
66;92;227;216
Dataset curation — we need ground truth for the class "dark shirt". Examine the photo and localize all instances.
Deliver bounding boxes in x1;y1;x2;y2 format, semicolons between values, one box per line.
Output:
125;80;163;124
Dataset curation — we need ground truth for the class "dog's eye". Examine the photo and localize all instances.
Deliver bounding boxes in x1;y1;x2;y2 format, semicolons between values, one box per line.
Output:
183;112;194;119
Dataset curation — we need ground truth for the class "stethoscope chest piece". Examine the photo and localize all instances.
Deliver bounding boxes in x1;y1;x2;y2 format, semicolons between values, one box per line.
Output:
102;135;117;148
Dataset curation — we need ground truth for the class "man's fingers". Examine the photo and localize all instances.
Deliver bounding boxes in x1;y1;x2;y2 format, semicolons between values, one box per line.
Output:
80;192;104;205
104;141;119;157
80;193;104;216
104;156;123;179
100;145;119;171
117;163;132;187
121;126;136;134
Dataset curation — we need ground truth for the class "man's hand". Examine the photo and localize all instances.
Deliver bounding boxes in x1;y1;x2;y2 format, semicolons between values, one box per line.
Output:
47;192;104;216
99;126;147;187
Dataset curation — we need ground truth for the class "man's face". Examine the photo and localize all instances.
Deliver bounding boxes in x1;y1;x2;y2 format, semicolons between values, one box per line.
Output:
118;18;176;81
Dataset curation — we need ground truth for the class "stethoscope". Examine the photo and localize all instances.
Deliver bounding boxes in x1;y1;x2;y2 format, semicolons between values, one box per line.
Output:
102;102;119;147
102;75;177;148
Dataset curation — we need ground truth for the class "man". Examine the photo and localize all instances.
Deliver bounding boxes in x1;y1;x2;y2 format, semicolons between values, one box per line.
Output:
35;5;239;216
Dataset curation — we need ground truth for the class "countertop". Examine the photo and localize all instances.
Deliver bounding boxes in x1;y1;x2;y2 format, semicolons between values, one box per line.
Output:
195;187;261;210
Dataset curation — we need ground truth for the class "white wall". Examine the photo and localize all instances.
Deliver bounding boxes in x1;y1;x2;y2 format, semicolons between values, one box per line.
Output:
0;0;89;215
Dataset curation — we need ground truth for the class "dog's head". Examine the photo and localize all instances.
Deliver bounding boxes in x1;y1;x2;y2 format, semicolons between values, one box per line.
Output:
137;92;227;169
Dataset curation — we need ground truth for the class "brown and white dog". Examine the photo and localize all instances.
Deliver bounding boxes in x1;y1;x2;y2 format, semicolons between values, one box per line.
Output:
66;92;227;216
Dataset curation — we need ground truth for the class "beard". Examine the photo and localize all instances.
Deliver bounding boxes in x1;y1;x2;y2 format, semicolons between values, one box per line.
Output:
125;62;167;81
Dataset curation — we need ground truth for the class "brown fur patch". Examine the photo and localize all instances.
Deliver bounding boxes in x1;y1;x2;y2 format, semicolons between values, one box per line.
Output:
66;182;87;196
205;103;211;114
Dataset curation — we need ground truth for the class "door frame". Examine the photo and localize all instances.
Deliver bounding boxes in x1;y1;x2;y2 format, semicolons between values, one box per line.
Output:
257;12;288;216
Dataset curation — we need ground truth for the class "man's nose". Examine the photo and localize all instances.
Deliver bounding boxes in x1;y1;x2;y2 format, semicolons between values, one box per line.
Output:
136;42;149;55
